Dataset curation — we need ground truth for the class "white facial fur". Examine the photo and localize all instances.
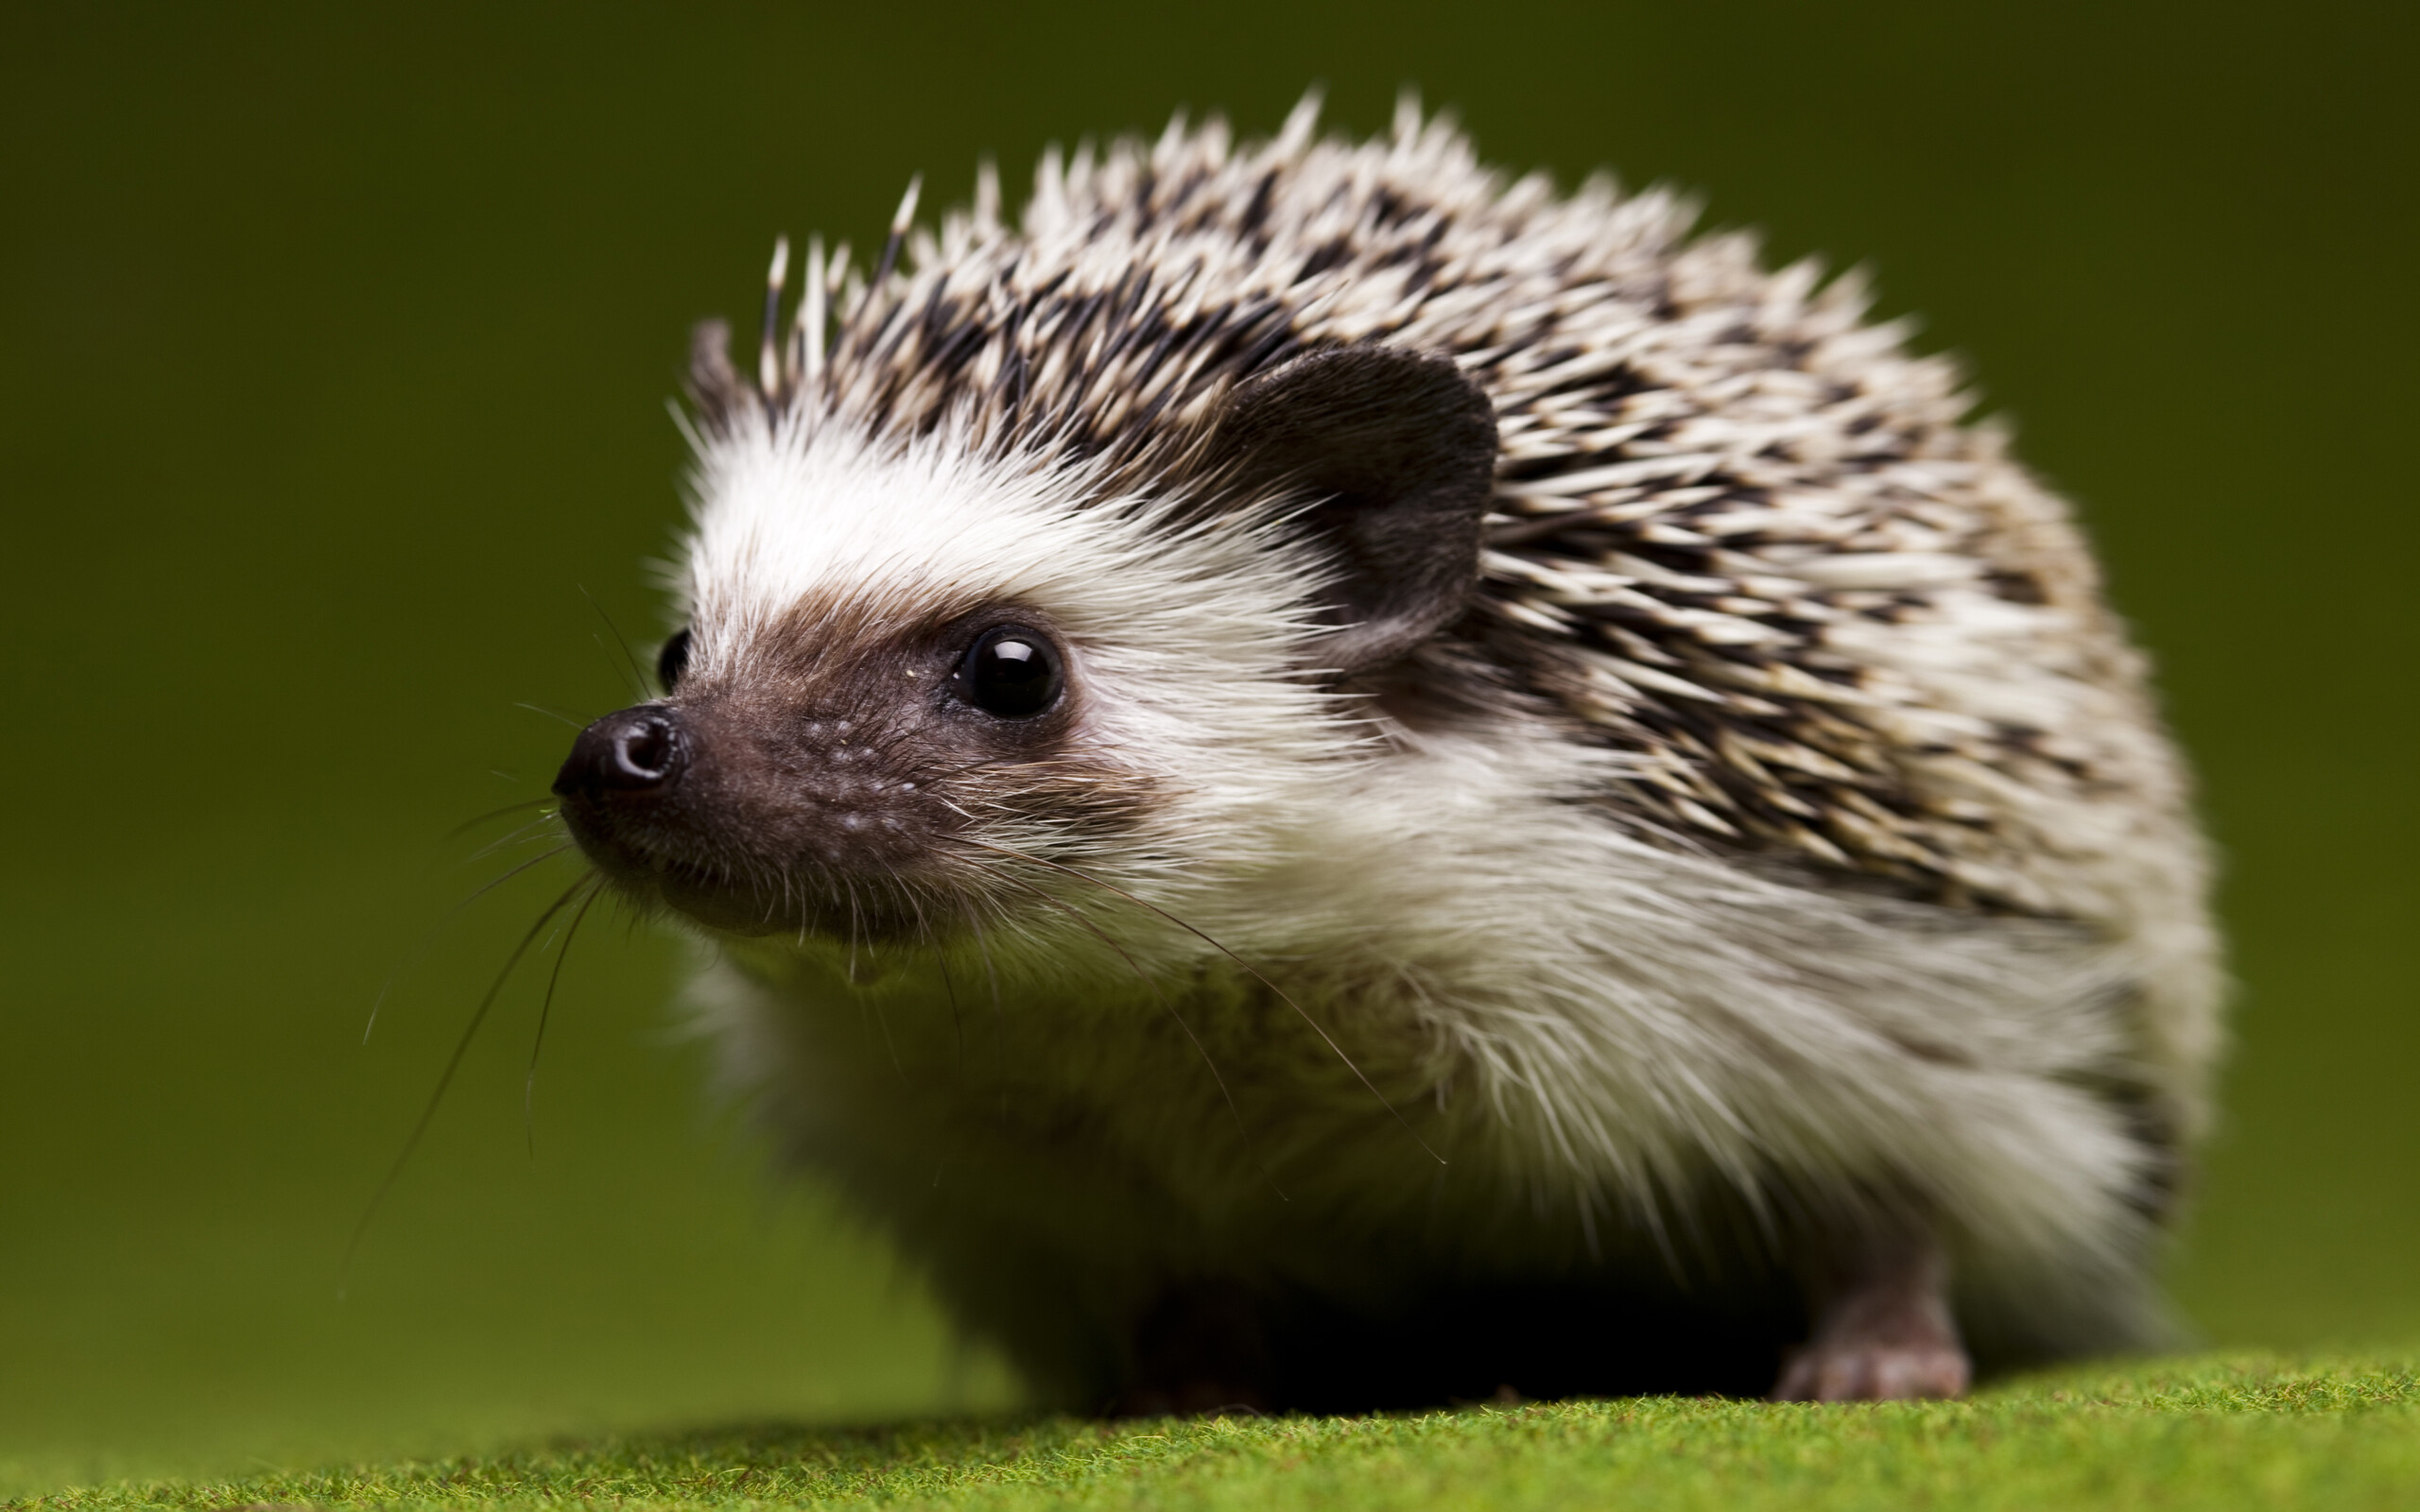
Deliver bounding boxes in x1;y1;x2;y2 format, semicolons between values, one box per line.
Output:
677;409;1367;897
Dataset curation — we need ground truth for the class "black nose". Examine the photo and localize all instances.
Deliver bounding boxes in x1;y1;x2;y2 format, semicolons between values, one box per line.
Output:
555;708;686;797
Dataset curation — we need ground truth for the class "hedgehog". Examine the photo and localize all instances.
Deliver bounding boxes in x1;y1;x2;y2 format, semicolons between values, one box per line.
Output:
549;93;2223;1411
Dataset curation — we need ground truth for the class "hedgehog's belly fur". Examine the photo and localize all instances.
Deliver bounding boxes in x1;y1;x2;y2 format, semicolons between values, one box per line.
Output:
688;736;2171;1409
699;957;1801;1406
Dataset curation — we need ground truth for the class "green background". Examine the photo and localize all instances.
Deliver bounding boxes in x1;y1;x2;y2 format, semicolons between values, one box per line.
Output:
1;0;2409;1496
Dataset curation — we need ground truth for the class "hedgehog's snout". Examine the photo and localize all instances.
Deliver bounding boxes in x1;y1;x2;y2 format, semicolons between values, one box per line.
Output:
556;708;687;799
551;692;964;937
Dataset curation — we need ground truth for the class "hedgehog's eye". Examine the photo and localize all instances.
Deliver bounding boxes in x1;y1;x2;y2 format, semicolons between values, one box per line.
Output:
955;625;1063;719
656;627;693;693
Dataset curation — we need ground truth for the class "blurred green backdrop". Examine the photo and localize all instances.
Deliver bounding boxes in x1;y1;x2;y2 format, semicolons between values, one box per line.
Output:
2;0;2411;1495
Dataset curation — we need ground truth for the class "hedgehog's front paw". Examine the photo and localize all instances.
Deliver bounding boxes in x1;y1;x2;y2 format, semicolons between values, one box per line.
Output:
1772;1334;1970;1401
1772;1225;1970;1401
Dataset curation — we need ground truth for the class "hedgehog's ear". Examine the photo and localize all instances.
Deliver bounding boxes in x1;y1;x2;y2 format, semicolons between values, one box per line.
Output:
1213;346;1498;674
685;319;755;438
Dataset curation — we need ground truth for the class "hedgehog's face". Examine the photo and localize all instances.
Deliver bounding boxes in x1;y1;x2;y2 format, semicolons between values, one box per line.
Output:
552;598;1115;937
554;344;1496;944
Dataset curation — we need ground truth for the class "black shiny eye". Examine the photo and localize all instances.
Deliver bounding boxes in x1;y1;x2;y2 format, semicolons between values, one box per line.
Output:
655;627;693;693
955;625;1063;719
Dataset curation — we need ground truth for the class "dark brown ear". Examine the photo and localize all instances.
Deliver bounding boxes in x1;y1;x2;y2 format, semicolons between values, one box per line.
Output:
685;318;755;438
1211;346;1498;673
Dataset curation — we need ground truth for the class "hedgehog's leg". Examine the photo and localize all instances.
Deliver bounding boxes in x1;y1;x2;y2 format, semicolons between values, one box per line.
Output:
1771;1223;1971;1401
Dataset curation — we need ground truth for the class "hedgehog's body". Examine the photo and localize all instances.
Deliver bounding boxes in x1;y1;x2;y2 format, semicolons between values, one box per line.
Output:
555;97;2221;1410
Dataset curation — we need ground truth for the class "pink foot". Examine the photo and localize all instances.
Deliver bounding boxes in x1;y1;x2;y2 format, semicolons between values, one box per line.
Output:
1771;1228;1971;1402
1772;1333;1970;1401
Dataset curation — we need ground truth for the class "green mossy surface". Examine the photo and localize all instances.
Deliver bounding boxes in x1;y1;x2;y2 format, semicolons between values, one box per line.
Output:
20;1355;2415;1512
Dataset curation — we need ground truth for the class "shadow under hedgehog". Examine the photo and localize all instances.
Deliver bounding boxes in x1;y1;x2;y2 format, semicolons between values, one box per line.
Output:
553;95;2221;1413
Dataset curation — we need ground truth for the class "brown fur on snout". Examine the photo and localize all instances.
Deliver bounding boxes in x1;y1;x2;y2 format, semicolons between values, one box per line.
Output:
561;603;1163;939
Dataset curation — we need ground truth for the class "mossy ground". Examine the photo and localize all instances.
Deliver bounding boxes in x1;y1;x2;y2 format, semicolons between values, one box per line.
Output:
15;1353;2413;1512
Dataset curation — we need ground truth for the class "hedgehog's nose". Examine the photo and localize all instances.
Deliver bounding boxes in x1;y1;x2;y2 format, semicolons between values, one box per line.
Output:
555;708;687;797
